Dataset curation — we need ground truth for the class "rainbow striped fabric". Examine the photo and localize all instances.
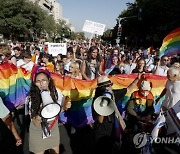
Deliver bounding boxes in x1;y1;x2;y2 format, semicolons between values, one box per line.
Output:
53;73;167;127
0;63;167;127
0;62;31;110
159;27;180;58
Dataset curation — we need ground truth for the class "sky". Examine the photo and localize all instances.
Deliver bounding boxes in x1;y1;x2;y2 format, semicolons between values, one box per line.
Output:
57;0;135;33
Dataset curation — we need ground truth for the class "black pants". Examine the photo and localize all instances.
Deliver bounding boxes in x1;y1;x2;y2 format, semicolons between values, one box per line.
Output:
93;120;114;154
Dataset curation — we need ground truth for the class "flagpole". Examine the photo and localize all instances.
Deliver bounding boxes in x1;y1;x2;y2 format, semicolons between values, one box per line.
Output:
88;33;94;49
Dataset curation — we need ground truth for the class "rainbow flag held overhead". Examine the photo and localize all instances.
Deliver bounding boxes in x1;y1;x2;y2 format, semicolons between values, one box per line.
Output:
159;27;180;58
0;63;167;128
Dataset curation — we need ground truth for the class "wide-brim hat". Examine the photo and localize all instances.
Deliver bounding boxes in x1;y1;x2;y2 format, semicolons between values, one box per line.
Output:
97;76;112;87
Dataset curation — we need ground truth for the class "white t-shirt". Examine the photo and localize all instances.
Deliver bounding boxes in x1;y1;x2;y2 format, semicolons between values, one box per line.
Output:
0;98;10;119
64;59;71;72
17;59;34;71
145;57;154;67
156;65;169;76
147;64;157;73
162;80;180;109
124;63;136;74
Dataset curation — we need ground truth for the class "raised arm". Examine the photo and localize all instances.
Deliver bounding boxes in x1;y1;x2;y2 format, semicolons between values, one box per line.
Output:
127;73;142;93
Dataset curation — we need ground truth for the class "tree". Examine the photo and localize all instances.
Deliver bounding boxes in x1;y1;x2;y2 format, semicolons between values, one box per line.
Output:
0;0;56;41
111;0;180;48
101;29;113;43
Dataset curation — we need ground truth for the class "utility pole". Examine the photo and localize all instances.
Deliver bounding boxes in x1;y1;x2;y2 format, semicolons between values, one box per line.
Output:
116;16;138;46
116;17;122;46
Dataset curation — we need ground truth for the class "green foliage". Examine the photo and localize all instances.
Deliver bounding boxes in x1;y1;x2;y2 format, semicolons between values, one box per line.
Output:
109;0;180;47
76;32;85;40
0;0;67;41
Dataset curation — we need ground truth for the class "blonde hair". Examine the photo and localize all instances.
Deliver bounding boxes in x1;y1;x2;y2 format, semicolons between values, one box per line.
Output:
168;66;180;78
69;61;81;77
172;62;180;68
70;61;80;71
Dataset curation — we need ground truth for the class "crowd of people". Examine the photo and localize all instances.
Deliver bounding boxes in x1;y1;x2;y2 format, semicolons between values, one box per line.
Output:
0;40;180;154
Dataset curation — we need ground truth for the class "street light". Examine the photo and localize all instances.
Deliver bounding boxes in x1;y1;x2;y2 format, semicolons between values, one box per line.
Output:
116;17;122;46
116;16;137;46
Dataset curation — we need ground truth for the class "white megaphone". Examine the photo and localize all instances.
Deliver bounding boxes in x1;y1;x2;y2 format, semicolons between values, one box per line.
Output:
40;90;61;119
93;90;115;116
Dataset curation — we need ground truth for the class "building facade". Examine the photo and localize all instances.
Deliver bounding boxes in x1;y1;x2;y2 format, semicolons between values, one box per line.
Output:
53;2;63;23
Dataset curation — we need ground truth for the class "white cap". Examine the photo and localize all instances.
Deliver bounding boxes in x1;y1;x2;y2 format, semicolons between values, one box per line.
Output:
140;80;151;91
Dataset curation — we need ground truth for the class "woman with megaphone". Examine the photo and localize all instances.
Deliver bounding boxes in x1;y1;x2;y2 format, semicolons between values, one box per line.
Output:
26;66;71;154
92;74;142;154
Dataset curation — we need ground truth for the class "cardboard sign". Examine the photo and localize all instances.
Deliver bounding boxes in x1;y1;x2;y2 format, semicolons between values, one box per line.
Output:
48;43;67;56
82;20;106;35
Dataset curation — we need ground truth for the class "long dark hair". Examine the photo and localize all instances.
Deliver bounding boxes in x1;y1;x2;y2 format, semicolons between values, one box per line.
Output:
87;46;101;62
28;72;58;118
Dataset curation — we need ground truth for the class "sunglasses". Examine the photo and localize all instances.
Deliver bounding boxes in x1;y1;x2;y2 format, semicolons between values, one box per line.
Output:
105;83;113;87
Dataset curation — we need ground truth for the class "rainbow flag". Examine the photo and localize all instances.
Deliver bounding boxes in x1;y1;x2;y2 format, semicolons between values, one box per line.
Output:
159;27;180;58
0;62;31;110
0;63;167;128
53;74;167;127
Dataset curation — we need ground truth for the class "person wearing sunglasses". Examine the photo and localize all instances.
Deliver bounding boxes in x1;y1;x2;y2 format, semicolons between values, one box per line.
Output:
154;55;169;76
92;74;141;154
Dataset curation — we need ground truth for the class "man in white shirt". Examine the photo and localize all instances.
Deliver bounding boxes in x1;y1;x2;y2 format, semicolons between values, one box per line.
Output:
154;55;169;76
124;57;136;74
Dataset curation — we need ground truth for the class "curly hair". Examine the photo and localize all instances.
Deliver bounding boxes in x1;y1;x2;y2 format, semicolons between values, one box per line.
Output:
28;72;58;118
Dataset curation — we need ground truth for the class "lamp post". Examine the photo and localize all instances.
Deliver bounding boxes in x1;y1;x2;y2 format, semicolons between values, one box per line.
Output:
116;16;138;46
116;17;122;46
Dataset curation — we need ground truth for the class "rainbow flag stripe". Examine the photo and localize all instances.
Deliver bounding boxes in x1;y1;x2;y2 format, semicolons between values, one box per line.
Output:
54;74;167;127
0;63;167;127
0;62;31;109
159;27;180;57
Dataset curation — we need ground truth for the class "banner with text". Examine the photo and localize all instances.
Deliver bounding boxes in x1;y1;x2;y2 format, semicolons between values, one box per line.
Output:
48;43;67;56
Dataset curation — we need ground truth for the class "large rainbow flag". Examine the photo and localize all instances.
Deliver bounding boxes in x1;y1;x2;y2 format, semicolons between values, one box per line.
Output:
0;62;31;110
0;63;167;128
48;73;167;127
159;27;180;58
